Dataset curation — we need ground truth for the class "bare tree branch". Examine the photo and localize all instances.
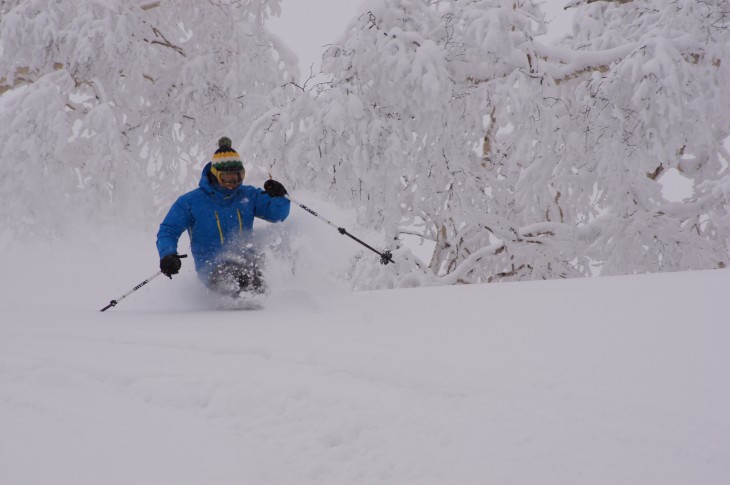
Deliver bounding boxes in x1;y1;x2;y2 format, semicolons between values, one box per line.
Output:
146;27;186;57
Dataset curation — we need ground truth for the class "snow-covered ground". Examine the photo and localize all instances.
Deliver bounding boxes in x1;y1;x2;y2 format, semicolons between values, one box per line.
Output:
1;212;728;484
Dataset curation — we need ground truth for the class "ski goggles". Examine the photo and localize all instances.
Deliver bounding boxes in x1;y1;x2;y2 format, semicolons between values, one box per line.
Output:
213;168;246;186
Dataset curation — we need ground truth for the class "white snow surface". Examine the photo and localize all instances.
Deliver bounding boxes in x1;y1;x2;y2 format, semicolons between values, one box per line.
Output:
1;220;728;484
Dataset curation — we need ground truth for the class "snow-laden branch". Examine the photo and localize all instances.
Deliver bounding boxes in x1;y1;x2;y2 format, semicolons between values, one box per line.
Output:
432;217;606;285
436;242;505;285
146;26;186;57
533;41;638;84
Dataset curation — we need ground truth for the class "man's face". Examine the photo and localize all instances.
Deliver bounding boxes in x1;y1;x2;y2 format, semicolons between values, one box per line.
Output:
217;170;244;190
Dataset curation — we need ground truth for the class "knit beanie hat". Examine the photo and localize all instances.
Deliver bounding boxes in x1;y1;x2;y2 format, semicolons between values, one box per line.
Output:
211;136;244;176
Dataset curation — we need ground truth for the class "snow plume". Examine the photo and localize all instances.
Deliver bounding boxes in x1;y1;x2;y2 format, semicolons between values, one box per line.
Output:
254;198;376;305
0;191;355;314
195;189;361;309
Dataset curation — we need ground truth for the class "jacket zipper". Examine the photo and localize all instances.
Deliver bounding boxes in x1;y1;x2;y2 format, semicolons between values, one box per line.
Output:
214;211;224;244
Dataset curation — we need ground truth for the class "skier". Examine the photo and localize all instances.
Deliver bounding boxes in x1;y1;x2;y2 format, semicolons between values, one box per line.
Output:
156;137;290;296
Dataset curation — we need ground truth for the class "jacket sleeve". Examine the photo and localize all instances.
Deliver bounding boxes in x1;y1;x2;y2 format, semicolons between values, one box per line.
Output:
156;196;191;259
253;190;290;223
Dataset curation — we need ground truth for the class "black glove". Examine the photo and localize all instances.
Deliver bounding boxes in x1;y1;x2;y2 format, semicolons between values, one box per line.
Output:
264;179;287;198
160;254;182;278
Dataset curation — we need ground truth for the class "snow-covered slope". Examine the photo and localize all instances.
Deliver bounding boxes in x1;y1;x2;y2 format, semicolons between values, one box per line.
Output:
1;226;728;485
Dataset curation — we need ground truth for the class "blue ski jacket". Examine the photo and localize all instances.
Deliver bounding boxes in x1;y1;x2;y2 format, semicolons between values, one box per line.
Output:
156;163;290;278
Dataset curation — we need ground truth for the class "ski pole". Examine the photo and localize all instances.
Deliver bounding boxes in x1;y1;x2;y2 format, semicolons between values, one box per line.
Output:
286;195;394;265
100;255;188;312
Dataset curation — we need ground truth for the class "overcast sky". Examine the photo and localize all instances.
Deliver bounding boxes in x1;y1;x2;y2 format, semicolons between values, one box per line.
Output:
269;0;574;79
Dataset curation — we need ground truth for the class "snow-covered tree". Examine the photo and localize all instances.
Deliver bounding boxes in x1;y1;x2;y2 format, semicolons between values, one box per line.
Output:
247;0;554;287
530;0;730;275
248;0;730;289
0;0;297;238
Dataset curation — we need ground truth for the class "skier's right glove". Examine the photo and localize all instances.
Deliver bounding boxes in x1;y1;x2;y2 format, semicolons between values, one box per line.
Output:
160;254;183;278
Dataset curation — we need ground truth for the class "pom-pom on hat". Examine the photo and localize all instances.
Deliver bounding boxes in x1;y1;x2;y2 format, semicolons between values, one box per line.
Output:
211;136;244;174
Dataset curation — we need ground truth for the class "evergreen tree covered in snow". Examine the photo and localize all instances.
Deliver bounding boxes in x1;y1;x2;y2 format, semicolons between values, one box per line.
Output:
0;0;296;238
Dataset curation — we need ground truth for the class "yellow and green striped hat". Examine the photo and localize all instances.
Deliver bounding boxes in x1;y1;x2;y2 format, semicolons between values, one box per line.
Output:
211;137;244;177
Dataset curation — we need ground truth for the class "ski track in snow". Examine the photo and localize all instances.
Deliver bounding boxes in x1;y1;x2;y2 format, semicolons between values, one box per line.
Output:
1;234;729;485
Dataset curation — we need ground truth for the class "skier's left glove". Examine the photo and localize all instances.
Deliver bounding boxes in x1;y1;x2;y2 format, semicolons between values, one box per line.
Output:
264;179;287;198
